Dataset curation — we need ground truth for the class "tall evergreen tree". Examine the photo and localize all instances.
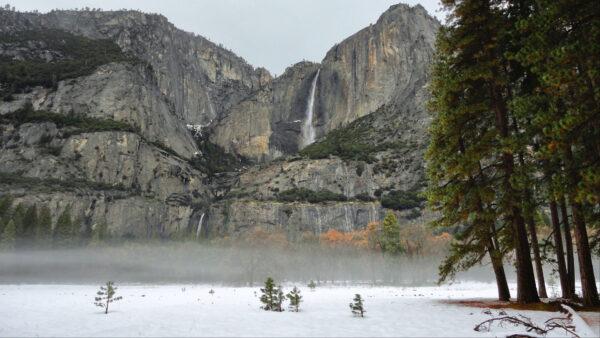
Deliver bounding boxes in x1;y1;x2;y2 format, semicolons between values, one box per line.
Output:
427;0;539;303
514;0;600;306
381;212;402;254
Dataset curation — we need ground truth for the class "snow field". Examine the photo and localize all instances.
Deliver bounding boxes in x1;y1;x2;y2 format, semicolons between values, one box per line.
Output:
0;282;596;337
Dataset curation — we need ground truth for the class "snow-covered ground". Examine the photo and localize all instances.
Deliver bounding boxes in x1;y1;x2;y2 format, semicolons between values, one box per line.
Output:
0;282;597;337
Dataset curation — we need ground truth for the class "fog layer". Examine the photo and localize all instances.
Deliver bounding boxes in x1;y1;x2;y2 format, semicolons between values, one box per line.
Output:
0;244;508;285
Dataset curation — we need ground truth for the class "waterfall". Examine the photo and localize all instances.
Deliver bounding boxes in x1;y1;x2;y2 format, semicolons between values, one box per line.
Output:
195;213;205;239
301;69;320;148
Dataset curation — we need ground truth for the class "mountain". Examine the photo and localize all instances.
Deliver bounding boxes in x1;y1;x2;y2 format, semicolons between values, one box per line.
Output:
210;4;438;162
0;4;440;239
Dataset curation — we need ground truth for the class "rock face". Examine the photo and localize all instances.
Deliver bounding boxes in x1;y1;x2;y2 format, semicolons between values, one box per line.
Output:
210;62;320;161
0;9;270;125
210;4;439;162
206;200;386;239
0;3;439;238
317;4;438;131
0;122;210;235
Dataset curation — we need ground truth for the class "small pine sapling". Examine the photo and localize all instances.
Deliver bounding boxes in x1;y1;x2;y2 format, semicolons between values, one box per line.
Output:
94;281;122;314
260;277;277;311
275;286;284;312
286;286;303;312
308;280;316;291
349;294;365;317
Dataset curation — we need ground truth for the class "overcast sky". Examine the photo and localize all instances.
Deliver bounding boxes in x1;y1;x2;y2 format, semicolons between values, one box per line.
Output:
12;0;443;75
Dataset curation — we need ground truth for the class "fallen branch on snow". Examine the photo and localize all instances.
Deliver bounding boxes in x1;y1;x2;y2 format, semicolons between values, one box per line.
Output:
474;309;578;337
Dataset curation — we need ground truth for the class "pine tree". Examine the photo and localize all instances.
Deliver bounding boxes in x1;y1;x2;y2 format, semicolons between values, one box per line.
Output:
0;219;16;250
94;281;122;314
275;287;284;312
35;205;52;247
426;22;512;302
286;286;302;312
307;280;316;291
513;0;600;306
260;277;284;311
53;208;73;248
381;212;401;254
426;0;539;303
349;294;365;317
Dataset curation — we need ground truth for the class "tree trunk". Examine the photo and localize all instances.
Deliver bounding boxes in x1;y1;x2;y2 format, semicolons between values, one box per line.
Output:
520;156;546;298
549;197;570;299
522;183;546;298
487;240;511;301
105;300;109;314
560;197;576;298
491;82;539;304
564;148;600;306
525;214;547;298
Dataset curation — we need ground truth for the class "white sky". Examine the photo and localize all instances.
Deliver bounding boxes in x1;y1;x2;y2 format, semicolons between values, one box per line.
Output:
11;0;444;75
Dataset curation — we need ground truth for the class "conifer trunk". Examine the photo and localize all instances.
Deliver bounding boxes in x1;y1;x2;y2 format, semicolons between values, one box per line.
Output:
560;198;576;298
564;148;600;306
525;214;547;298
490;81;539;303
487;240;511;301
523;186;547;298
549;197;570;299
470;143;511;302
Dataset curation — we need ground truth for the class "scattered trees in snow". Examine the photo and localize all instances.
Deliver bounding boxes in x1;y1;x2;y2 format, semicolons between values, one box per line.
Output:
260;278;304;312
94;281;122;314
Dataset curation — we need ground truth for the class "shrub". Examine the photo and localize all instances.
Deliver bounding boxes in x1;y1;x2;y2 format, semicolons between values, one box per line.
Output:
380;189;425;211
278;187;346;204
354;192;375;202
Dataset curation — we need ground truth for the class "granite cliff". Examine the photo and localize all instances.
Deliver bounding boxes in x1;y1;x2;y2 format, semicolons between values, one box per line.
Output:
0;3;440;239
210;4;438;162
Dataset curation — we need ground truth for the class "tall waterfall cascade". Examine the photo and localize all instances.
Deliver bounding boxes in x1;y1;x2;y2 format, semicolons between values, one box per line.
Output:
195;213;205;239
301;69;320;148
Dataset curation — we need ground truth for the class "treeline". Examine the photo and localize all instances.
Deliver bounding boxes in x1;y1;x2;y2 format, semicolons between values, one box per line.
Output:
0;195;110;249
1;103;139;136
212;212;451;258
426;0;599;305
0;29;138;101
